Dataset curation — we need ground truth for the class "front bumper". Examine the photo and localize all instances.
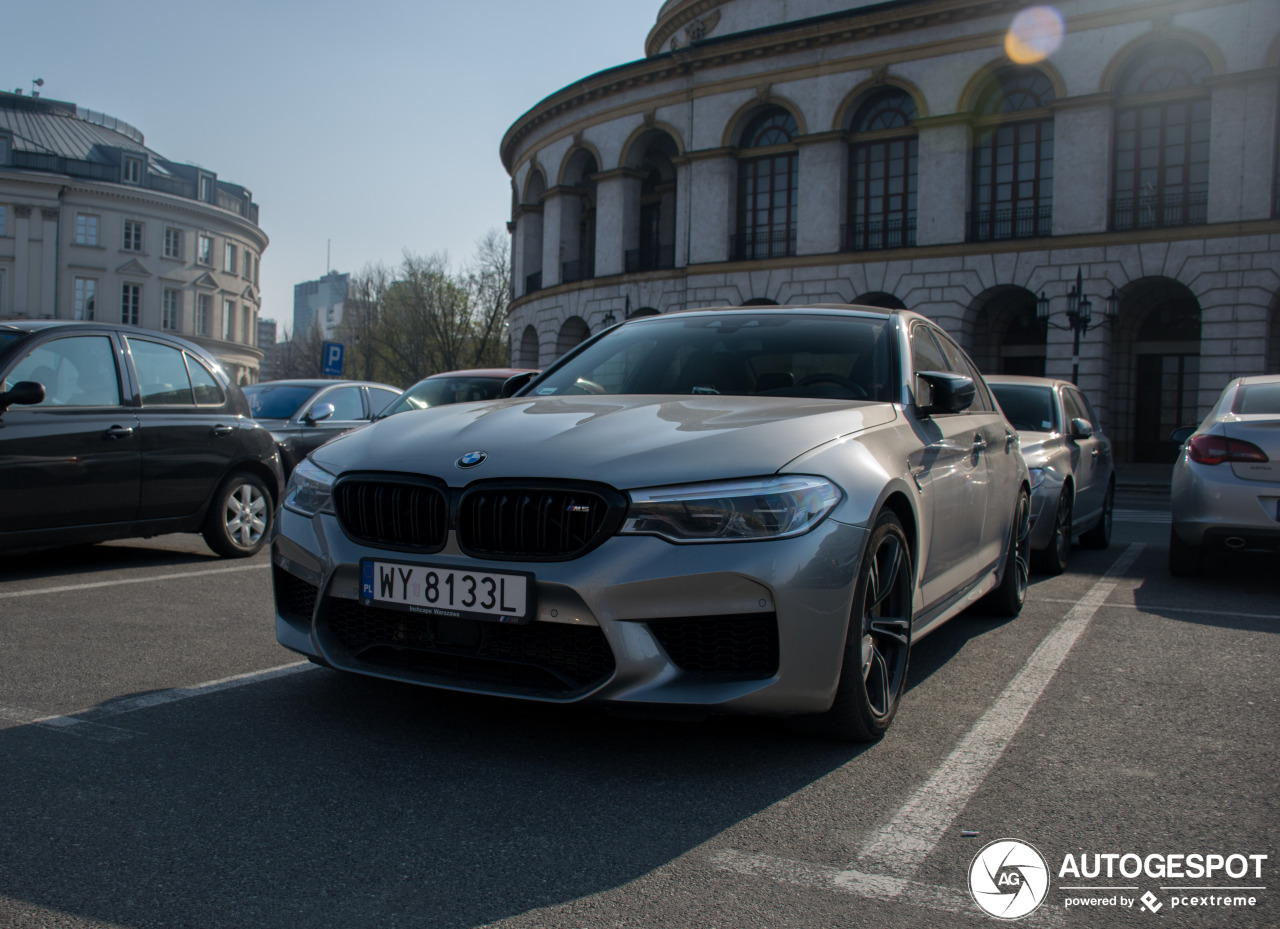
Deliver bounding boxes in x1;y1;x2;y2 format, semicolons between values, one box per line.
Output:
1171;458;1280;552
272;505;867;716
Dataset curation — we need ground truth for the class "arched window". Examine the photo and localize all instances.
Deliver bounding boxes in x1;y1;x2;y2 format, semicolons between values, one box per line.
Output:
556;316;590;356
734;107;799;260
1111;42;1212;230
847;90;918;251
625;131;679;272
561;152;598;283
969;69;1055;241
521;170;546;295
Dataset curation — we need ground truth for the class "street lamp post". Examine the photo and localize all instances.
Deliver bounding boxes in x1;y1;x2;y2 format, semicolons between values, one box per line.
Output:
1036;268;1118;385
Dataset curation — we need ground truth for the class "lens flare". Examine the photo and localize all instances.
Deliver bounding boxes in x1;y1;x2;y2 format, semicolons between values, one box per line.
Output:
1004;6;1065;65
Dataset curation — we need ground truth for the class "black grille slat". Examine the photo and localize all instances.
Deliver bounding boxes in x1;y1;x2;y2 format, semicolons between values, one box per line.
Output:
458;485;617;560
647;614;780;681
335;478;448;551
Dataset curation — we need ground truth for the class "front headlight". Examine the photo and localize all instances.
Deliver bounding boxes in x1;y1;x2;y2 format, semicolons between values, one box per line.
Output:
284;458;336;516
1028;467;1045;492
620;475;842;543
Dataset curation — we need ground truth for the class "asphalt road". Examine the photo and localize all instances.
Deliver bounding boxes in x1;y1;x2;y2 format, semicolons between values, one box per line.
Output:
0;497;1274;929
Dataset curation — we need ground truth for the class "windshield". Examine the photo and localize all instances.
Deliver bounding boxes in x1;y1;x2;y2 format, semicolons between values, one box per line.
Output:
381;375;509;416
242;384;316;419
527;313;896;402
990;383;1059;433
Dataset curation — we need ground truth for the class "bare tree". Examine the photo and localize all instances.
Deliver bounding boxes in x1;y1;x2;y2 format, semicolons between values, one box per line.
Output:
462;228;512;368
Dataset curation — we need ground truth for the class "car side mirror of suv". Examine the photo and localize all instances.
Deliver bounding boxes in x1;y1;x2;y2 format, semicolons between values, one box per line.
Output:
0;380;46;413
304;402;335;425
1069;417;1094;439
916;371;976;415
502;371;538;398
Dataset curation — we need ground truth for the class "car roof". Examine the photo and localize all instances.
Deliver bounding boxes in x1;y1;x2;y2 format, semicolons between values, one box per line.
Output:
985;375;1071;389
0;318;218;360
422;368;537;379
650;303;897;319
247;378;399;390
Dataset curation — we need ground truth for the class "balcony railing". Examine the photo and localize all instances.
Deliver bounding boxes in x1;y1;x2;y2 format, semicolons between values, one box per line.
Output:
1110;190;1208;231
730;227;797;261
525;271;542;295
561;258;595;284
843;216;917;252
625;244;676;273
967;204;1052;242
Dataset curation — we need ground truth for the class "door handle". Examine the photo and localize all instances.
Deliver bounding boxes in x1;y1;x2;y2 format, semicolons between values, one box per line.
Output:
972;434;988;453
104;425;134;440
211;424;235;437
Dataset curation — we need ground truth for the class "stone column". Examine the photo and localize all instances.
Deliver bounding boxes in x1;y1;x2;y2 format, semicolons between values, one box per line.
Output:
796;133;845;255
673;157;693;268
1052;97;1111;235
13;206;32;313
41;208;59;317
914;117;969;246
686;149;734;264
540;189;566;288
593;168;643;278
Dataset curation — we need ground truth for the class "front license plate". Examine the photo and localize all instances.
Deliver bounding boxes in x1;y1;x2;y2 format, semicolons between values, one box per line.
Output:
360;559;533;624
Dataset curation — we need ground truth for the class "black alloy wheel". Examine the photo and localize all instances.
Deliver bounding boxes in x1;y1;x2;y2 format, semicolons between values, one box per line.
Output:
980;489;1031;616
1033;491;1072;575
802;510;914;742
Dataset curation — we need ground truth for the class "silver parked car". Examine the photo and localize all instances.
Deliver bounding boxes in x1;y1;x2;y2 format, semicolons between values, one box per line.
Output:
987;376;1115;574
1169;374;1280;577
272;306;1031;741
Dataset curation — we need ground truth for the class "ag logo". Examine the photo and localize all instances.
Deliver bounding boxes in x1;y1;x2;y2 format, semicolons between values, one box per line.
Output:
968;838;1050;920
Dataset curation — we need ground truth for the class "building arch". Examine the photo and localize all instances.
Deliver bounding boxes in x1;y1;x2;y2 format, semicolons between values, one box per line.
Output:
843;85;920;252
1109;276;1202;462
556;315;591;356
958;58;1066;113
620;121;686;167
628;305;660;318
622;128;681;273
967;285;1046;376
855;291;907;310
833;76;928;131
722;95;808;149
520;168;547;295
1099;29;1226;94
559;149;599;284
556;142;605;187
518;324;540;367
731;104;801;260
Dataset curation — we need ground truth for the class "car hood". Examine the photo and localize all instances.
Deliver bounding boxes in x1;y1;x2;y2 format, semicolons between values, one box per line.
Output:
310;395;897;489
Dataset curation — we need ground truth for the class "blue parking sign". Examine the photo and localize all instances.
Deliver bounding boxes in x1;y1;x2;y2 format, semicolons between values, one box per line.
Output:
322;342;344;376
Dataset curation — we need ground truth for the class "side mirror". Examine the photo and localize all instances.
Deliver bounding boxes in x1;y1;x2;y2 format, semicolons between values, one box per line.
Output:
501;371;538;398
1170;426;1195;445
0;380;46;413
304;402;335;424
916;371;976;415
1069;417;1094;439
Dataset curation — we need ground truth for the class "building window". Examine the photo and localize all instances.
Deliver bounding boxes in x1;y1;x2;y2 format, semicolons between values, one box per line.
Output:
162;289;181;331
75;213;100;246
199;175;214;202
163;227;184;259
121;283;141;326
74;277;97;320
225;242;237;274
253;253;260;286
196;294;211;335
847;89;918;251
0;204;6;236
197;234;212;265
123;219;144;252
123;156;143;184
1111;42;1213;230
243;251;253;280
242;305;253;345
224;298;235;341
734;107;799;260
969;68;1055;242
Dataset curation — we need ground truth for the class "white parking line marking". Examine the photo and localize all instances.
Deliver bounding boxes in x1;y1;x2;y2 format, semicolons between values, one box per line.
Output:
855;541;1142;872
5;661;313;742
1039;597;1280;622
0;563;270;599
714;543;1143;920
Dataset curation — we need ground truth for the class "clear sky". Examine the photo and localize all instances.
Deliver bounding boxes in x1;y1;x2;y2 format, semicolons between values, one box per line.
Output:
7;0;661;334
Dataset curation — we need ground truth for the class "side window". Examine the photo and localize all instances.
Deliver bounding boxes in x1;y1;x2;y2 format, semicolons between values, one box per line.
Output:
910;324;948;374
932;330;993;412
316;386;365;420
1066;387;1099;429
186;353;226;406
368;387;400;416
1062;388;1090;428
129;338;194;405
4;336;121;407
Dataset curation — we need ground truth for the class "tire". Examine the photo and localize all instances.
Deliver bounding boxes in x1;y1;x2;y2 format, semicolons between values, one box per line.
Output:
1031;490;1071;575
202;471;273;558
1168;525;1202;578
980;488;1031;617
800;511;914;742
1079;480;1114;550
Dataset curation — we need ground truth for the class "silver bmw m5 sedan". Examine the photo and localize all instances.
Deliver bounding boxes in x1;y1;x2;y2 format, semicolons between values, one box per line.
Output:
272;306;1031;741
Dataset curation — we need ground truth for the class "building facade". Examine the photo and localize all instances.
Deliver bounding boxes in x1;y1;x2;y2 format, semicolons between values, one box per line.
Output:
0;92;267;384
293;271;349;340
501;0;1280;463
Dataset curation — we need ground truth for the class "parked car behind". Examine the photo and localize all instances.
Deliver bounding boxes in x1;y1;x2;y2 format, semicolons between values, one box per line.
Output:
1169;374;1280;577
273;305;1031;742
0;320;283;557
243;379;401;478
987;375;1115;574
375;368;538;418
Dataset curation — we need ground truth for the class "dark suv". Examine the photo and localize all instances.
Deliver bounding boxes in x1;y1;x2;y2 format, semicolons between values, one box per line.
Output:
0;320;283;557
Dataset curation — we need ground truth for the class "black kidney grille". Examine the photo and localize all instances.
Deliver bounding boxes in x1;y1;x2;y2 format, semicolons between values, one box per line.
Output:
458;487;614;558
322;597;615;694
335;479;448;550
647;614;780;681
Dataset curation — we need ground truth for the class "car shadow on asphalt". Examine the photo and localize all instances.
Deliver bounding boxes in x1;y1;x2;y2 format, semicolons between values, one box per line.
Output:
0;537;230;582
1130;546;1279;633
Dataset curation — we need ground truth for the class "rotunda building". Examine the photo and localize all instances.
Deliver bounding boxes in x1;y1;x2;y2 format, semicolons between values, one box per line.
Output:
501;0;1280;463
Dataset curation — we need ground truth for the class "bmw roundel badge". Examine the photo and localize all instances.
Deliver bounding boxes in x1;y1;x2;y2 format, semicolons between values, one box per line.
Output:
456;450;487;469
